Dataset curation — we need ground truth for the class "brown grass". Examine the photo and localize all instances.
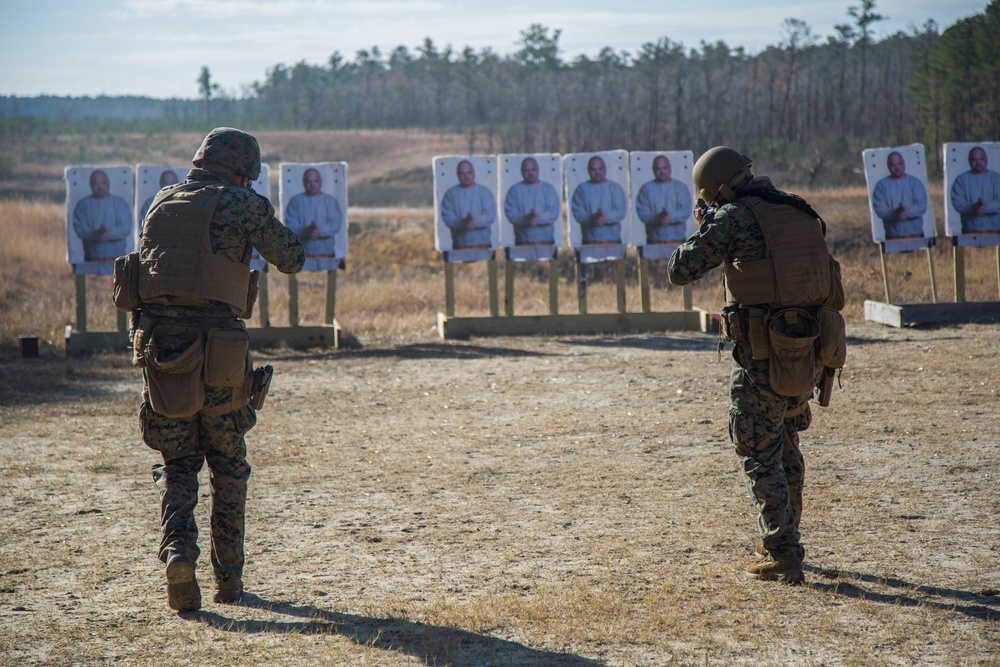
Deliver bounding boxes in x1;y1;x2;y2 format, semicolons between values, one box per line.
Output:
0;320;997;665
3;182;999;350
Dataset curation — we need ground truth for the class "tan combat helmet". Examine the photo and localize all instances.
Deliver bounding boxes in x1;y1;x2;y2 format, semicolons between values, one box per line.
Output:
692;146;754;203
192;127;262;181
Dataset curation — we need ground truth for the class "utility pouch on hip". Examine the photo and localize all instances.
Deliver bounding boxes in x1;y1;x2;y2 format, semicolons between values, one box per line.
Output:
823;255;846;312
767;308;819;397
747;307;770;360
816;308;847;369
204;327;251;387
112;252;142;312
144;323;205;418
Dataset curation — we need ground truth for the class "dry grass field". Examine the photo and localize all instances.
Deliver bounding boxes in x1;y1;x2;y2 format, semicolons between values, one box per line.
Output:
1;131;999;666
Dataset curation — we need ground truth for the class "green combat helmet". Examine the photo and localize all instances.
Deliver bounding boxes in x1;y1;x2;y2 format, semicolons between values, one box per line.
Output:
692;146;754;203
192;127;261;181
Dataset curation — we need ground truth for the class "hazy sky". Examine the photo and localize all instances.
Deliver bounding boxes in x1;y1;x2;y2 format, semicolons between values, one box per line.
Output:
0;0;986;99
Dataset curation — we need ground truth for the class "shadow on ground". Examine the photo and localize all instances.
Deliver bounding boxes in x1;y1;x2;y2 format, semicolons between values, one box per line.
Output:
193;593;604;667
263;341;554;362
806;565;1000;621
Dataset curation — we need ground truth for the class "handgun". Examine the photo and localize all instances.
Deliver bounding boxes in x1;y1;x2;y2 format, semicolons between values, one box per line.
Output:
250;364;274;411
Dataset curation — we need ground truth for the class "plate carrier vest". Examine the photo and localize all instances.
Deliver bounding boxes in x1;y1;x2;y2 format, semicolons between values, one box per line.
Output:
138;181;252;312
723;196;831;309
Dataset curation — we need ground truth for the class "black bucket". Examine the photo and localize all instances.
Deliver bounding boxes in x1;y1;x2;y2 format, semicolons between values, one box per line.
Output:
18;335;39;358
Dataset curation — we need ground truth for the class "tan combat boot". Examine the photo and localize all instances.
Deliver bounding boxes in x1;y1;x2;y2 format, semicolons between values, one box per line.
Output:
213;579;243;604
746;558;805;584
166;558;201;612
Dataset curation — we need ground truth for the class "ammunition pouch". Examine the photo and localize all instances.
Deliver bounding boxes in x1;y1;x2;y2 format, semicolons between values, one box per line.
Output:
241;269;260;320
721;305;746;343
141;318;258;418
204;327;251;387
722;305;770;361
112;252;142;312
728;298;847;400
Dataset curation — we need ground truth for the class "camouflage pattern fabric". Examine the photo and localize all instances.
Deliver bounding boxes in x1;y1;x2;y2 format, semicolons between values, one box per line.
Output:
142;390;255;584
144;168;304;320
192;127;262;180
138;135;304;586
668;176;814;566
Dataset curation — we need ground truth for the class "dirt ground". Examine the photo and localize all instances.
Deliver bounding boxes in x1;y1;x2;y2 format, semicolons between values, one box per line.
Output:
0;320;998;666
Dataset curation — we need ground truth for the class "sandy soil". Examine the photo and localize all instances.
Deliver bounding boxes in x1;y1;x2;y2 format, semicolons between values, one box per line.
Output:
0;320;998;666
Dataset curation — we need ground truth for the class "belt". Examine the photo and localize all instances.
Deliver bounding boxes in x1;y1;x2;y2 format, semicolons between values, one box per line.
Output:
455;243;491;250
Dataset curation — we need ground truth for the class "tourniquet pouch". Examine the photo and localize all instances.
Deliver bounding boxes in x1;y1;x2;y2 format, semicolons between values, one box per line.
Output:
767;308;820;396
816;308;847;369
204;327;251;387
112;252;142;311
144;323;205;418
131;314;156;368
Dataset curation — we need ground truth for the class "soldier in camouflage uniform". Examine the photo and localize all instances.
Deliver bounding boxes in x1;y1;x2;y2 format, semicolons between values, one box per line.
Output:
668;147;842;584
136;128;305;611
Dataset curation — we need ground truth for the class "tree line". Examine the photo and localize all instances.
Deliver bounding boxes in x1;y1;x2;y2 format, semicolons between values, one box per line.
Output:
2;1;997;184
239;0;998;182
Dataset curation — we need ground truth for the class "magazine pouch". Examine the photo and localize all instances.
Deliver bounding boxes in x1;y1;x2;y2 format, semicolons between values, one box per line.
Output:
816;308;847;369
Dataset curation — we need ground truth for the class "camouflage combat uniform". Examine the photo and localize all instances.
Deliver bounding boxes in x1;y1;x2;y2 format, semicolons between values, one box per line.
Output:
138;129;304;588
667;176;812;566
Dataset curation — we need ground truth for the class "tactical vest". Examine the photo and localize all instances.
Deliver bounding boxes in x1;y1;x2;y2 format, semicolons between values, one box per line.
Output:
723;196;830;308
138;181;251;312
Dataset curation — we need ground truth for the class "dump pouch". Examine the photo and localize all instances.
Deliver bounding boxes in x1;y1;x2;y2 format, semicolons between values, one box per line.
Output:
143;323;205;418
112;252;142;312
767;308;819;397
204;327;251;387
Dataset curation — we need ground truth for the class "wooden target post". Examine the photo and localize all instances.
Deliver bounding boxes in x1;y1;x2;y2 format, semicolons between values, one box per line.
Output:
953;239;1000;303
876;239;938;305
250;270;341;347
437;251;711;338
866;237;1000;327
65;273;131;355
67;268;340;355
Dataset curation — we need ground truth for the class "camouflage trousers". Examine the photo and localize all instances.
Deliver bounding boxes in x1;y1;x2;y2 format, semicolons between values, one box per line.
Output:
728;341;811;566
139;384;256;584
